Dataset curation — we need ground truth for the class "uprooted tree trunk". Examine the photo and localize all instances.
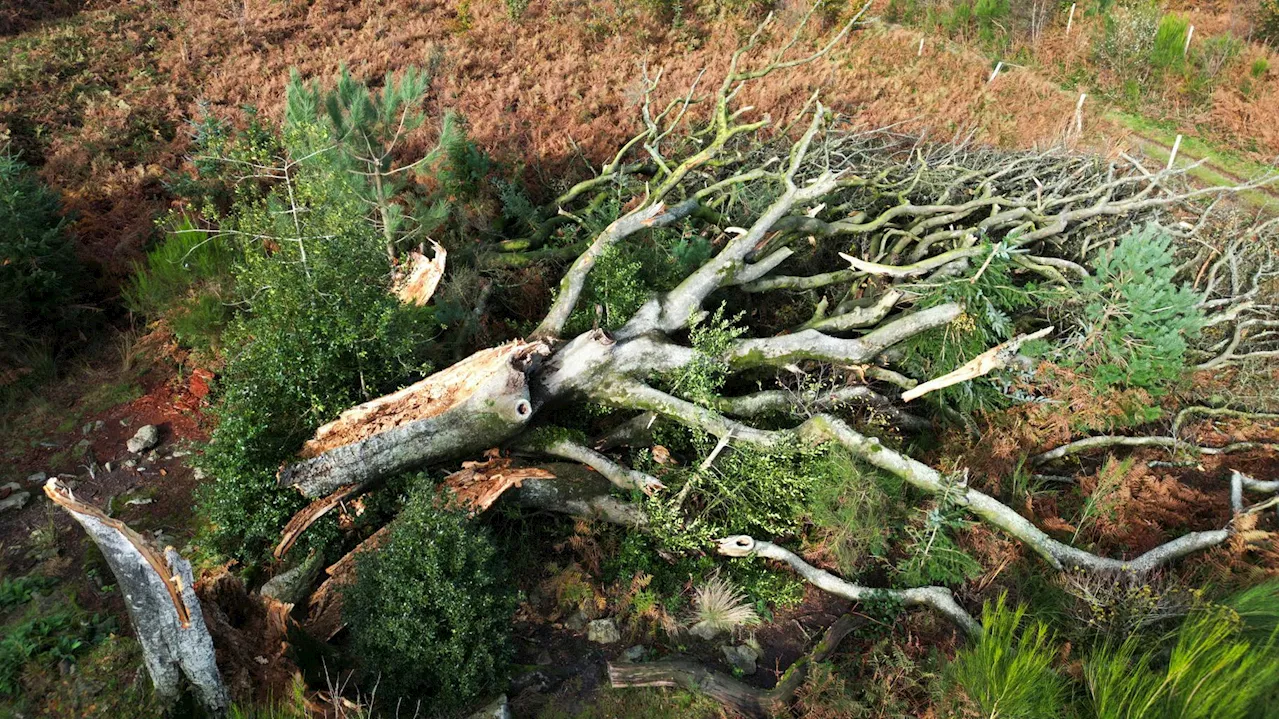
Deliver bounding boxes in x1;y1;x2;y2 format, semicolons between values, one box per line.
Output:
264;3;1276;711
45;479;230;716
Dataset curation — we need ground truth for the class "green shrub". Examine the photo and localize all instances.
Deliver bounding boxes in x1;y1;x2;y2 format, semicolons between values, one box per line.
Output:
1152;14;1190;73
644;441;846;553
0;151;87;382
1095;5;1160;88
194;93;438;564
1255;0;1279;47
343;486;516;709
1070;223;1202;393
943;593;1067;719
804;450;897;577
1085;601;1278;719
122;216;234;350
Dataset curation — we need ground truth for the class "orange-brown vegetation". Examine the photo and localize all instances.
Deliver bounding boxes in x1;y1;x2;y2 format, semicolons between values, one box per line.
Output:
3;0;1138;281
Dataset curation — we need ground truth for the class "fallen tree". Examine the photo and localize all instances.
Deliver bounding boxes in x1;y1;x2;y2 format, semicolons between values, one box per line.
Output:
248;4;1277;714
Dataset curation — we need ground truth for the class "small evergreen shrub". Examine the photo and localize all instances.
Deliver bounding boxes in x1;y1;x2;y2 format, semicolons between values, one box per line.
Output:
1255;0;1279;47
0;151;87;387
1085;601;1278;719
1071;223;1202;393
1151;13;1190;74
943;593;1067;719
343;487;516;709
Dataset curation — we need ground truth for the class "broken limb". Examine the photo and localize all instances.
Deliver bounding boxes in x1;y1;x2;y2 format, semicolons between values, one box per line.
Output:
1029;435;1272;466
714;535;980;636
900;326;1052;402
274;483;363;560
801;416;1233;573
45;479;230;715
1230;470;1280;514
515;435;665;494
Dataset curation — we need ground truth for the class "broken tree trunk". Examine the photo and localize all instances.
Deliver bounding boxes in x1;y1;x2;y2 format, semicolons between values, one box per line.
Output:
278;340;549;497
44;479;230;716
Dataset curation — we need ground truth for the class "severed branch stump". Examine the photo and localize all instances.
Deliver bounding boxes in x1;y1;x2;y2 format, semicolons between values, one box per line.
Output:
607;614;862;718
45;479;230;716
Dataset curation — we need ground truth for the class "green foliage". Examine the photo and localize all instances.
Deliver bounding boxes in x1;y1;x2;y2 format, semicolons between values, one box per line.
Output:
1084;602;1279;719
1095;4;1160;87
0;150;87;382
897;244;1051;414
1225;579;1278;645
343;485;516;709
1255;0;1279;47
1071;223;1202;393
0;608;116;697
943;594;1067;719
503;0;529;20
122;215;234;350
892;477;982;588
803;450;898;577
644;441;846;552
562;203;711;334
194;93;438;564
1151;14;1189;73
662;304;746;407
0;575;55;610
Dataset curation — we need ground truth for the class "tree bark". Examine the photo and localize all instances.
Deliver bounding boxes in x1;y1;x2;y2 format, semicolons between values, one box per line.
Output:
44;479;230;716
279;341;548;497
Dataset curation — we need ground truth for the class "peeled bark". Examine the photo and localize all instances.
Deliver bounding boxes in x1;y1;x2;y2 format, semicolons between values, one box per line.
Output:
279;340;549;497
44;479;230;715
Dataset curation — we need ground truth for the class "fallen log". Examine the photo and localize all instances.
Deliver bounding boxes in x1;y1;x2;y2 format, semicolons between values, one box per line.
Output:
279;340;549;497
608;614;862;718
45;479;230;716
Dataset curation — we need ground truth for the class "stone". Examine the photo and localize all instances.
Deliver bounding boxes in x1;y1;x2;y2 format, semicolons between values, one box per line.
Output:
720;644;759;676
689;622;721;641
127;425;161;454
467;694;510;719
0;483;30;513
587;618;621;644
622;645;645;662
126;498;153;506
123;460;137;469
26;471;46;485
535;649;552;666
564;609;589;632
259;553;324;605
103;462;114;473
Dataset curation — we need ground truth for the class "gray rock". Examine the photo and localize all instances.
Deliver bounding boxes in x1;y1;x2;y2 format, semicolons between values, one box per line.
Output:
123;459;137;469
565;609;589;632
689;622;721;641
259;553;324;605
103;462;114;473
587;618;621;644
27;471;47;485
467;694;510;719
0;483;30;513
720;644;758;676
622;645;645;662
170;449;192;459
192;467;206;481
127;425;161;454
126;498;153;506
